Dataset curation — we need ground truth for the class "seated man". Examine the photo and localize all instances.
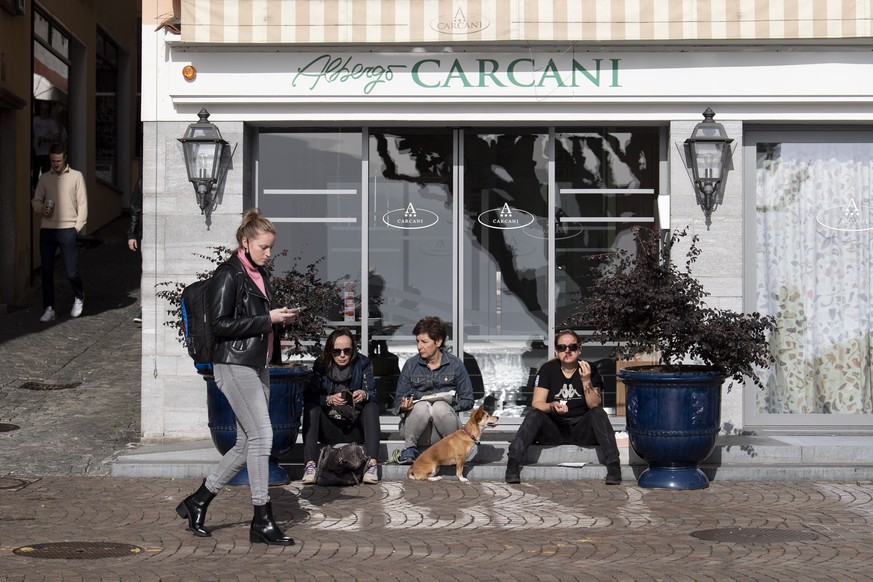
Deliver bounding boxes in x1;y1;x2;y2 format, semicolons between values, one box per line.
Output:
505;329;622;485
392;316;474;464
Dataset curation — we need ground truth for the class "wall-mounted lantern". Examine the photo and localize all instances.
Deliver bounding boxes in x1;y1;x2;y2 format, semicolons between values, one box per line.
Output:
178;108;227;213
684;108;734;229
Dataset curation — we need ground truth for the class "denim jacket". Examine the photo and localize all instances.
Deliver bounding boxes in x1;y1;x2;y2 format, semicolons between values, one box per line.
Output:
391;349;473;415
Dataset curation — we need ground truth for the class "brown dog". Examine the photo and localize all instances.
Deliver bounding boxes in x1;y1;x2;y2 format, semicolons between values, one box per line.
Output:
407;403;498;482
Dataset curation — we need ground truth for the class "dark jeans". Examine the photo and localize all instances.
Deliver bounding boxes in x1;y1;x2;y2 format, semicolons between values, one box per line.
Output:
507;407;620;466
40;227;83;309
303;400;381;463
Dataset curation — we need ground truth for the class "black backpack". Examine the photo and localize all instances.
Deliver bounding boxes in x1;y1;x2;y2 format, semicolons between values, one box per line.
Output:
180;263;244;372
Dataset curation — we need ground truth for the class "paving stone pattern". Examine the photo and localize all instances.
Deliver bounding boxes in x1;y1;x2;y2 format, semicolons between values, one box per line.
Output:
0;217;142;477
1;477;873;580
1;218;873;580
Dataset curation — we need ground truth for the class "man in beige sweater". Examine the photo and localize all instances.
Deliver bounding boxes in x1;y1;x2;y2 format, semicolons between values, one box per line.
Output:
31;143;88;322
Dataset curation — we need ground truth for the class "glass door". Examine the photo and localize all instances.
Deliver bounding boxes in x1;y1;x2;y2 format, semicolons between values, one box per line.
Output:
461;129;550;415
367;129;456;408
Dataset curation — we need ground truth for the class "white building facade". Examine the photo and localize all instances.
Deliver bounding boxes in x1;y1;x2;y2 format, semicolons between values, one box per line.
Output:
140;0;873;441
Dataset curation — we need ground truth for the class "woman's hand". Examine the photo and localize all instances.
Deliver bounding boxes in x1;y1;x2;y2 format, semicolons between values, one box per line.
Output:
269;307;297;325
352;389;367;404
398;395;414;412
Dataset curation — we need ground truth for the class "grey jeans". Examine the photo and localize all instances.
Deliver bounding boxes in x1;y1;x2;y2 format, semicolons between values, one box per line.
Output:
206;364;272;506
399;400;462;449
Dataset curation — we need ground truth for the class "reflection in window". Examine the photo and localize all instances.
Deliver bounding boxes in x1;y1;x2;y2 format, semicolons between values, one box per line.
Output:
463;129;549;339
554;128;660;326
96;30;119;184
256;130;363;330
32;9;70;191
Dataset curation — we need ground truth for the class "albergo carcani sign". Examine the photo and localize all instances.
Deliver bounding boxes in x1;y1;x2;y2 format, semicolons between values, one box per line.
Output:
168;50;873;104
292;53;621;95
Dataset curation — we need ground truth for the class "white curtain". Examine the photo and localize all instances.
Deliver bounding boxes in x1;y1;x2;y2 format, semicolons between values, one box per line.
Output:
756;141;873;414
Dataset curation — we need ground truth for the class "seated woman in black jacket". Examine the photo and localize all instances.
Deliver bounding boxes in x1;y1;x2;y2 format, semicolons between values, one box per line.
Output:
302;328;380;483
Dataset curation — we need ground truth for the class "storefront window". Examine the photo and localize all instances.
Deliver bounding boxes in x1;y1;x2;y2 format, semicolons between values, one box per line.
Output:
31;9;69;191
554;129;660;326
462;129;550;413
95;30;118;185
754;134;873;418
256;130;363;345
368;129;455;394
256;126;662;416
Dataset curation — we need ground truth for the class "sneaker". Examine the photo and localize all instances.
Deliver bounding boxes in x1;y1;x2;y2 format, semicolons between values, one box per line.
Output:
71;297;84;318
362;461;379;484
505;459;521;484
133;312;142;324
605;463;622;485
39;307;56;322
397;447;418;465
301;461;316;484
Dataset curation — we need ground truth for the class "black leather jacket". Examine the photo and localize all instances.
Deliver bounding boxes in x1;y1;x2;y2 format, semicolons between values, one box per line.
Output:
208;254;280;368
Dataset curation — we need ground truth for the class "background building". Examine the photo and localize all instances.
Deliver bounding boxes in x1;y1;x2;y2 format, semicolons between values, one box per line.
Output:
0;0;141;309
140;0;873;442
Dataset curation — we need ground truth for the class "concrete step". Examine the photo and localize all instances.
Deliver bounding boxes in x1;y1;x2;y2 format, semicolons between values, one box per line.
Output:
111;434;873;482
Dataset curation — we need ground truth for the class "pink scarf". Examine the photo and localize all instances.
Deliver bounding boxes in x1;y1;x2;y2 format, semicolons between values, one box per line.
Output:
237;248;274;363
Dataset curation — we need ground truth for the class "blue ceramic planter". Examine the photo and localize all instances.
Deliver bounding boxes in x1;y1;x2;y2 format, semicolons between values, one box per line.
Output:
620;366;726;490
203;366;307;486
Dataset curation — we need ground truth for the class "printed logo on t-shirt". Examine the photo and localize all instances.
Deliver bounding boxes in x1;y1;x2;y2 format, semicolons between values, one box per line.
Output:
556;383;581;400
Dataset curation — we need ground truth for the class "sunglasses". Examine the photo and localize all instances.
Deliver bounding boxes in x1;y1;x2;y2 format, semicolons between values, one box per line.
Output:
332;348;353;356
556;343;579;353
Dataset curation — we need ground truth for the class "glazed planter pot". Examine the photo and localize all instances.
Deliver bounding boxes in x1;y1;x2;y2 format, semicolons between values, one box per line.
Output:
203;366;308;486
620;365;726;490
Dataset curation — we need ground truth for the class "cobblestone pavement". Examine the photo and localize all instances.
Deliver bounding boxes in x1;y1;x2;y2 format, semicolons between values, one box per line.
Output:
0;217;142;476
2;219;873;580
1;477;872;580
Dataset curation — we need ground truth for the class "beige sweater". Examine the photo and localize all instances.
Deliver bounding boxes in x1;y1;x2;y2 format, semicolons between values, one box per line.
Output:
32;165;88;233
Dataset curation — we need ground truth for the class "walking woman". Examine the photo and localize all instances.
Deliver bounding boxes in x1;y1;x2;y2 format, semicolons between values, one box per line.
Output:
301;328;380;484
176;209;298;545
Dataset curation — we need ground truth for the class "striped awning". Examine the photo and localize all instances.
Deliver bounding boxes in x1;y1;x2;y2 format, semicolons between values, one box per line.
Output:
178;0;873;44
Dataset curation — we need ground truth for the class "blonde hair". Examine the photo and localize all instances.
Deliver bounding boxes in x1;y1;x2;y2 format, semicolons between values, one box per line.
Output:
236;208;276;249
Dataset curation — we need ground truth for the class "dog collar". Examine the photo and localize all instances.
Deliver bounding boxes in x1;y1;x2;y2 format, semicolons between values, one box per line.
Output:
462;427;480;445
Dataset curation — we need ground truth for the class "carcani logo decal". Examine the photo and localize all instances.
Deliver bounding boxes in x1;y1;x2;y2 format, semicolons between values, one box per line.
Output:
382;203;440;230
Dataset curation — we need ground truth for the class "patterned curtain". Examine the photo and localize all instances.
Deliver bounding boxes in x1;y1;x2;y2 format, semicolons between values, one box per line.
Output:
756;140;873;414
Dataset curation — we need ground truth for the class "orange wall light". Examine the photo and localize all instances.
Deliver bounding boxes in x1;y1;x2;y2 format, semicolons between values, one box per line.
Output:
182;65;197;81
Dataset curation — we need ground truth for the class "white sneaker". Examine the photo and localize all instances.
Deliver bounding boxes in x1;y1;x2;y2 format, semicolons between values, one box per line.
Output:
301;461;316;484
40;307;56;322
71;297;84;318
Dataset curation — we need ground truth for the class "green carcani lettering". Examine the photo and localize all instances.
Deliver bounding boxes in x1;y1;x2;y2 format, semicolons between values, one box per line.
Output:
411;59;441;88
477;59;507;87
572;58;602;86
507;58;535;87
537;59;566;87
442;59;473;87
610;59;621;87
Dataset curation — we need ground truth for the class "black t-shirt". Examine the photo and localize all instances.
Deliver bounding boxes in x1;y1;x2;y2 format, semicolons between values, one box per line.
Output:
534;359;604;421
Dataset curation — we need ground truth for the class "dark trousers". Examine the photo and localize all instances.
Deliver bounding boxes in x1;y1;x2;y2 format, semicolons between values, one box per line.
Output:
303;400;381;463
40;227;84;309
507;407;620;466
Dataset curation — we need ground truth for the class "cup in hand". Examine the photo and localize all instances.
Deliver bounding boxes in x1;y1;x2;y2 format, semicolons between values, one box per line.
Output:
44;199;55;216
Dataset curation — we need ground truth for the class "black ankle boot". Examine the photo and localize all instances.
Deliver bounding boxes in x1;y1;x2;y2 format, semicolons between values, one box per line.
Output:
605;463;622;485
505;459;521;484
250;502;295;546
175;479;217;537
